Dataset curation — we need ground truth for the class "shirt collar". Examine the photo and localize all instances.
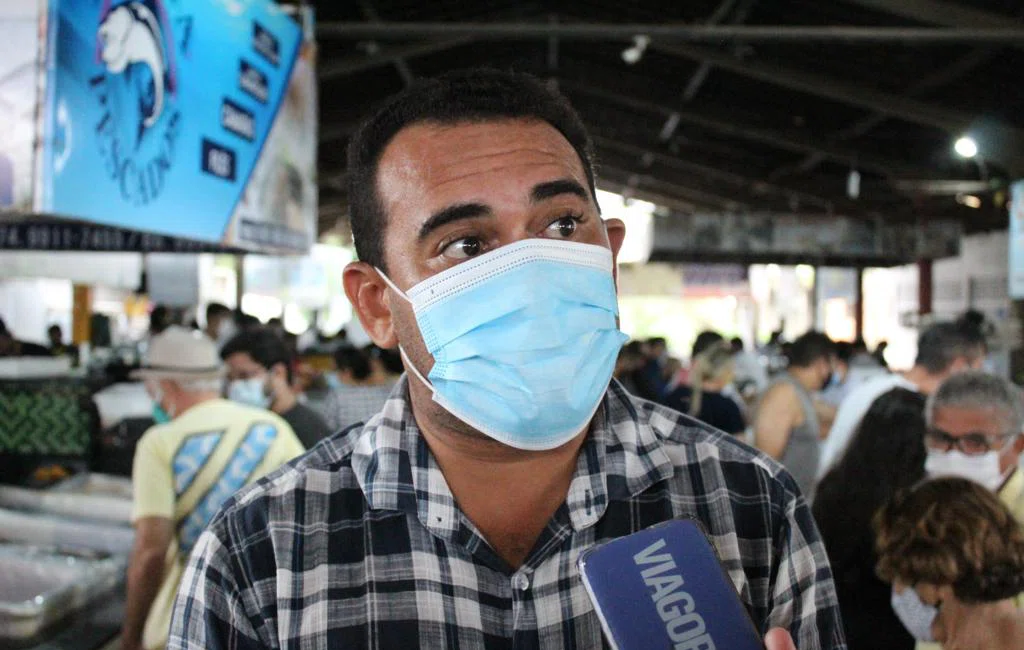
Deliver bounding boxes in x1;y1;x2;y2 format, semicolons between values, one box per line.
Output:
350;378;675;537
999;465;1023;509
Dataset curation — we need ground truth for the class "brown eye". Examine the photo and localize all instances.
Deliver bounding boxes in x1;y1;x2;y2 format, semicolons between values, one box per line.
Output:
548;216;580;238
442;237;483;260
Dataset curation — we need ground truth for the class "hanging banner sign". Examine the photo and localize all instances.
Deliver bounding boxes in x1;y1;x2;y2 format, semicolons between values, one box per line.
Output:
0;218;241;253
0;1;45;212
37;0;317;253
1009;181;1024;299
651;213;961;266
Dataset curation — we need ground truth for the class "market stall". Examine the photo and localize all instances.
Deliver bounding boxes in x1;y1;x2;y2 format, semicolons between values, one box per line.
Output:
0;0;317;646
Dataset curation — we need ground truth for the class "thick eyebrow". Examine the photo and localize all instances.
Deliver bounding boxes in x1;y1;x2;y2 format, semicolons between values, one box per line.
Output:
418;202;492;241
531;179;589;204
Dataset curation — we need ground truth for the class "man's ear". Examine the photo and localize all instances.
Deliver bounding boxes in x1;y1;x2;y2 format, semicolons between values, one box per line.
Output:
271;362;289;385
604;217;626;287
343;262;398;348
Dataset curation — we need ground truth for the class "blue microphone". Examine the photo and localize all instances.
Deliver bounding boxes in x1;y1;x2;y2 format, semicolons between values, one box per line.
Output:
578;519;764;650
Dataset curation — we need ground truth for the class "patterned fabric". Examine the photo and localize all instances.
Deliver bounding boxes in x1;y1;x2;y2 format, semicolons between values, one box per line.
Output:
0;378;94;455
170;380;847;650
320;382;394;433
172;432;221;496
177;423;278;554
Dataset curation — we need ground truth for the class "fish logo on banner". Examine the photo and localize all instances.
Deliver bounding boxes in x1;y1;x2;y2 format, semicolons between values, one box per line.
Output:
92;0;184;205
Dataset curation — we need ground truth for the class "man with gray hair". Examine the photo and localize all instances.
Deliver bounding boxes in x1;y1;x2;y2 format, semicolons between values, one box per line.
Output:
122;326;305;650
819;321;986;478
925;370;1023;515
919;370;1024;650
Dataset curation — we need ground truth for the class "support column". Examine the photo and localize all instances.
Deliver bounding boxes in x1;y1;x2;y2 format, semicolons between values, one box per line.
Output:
810;265;819;330
71;285;93;345
918;259;933;316
854;267;865;340
235;254;246;310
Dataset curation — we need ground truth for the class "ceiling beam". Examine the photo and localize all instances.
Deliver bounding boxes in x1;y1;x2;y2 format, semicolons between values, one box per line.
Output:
358;0;413;85
681;0;757;103
563;81;929;177
841;0;1022;30
600;163;752;211
593;135;839;211
316;23;1024;44
773;46;998;179
318;37;475;80
649;42;1012;137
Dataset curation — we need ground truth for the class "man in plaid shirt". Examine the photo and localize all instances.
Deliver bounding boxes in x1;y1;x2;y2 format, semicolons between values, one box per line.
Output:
170;70;846;650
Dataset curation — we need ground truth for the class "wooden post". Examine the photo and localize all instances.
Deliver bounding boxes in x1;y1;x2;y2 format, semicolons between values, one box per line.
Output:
71;284;93;345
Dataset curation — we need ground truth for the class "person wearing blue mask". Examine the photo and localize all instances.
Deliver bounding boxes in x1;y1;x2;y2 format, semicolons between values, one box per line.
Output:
221;327;332;449
170;69;844;650
125;326;304;650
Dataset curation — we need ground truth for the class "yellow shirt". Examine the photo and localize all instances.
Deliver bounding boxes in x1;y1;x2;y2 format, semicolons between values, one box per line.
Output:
131;399;305;649
916;468;1024;650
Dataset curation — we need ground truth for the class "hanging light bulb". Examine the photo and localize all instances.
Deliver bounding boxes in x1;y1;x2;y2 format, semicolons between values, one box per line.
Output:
954;136;978;159
847;169;861;199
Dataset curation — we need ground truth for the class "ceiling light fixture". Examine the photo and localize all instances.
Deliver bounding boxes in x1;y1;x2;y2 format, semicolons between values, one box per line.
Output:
621;35;650;65
846;169;861;199
956;193;982;209
954;136;978;159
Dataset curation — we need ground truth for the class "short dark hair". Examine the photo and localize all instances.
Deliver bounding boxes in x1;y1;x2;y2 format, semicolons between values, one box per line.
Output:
834;341;854;364
347;68;597;271
787;331;835;368
692;331;724;360
334;345;372;381
48;324;61;334
206;303;230;322
220;328;293;383
915;322;986;374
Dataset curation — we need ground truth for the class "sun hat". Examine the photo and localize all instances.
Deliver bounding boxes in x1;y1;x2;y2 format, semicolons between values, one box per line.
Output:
132;326;224;381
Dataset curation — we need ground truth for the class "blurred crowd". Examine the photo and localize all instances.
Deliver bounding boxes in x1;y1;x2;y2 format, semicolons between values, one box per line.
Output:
10;297;1024;648
617;311;1023;649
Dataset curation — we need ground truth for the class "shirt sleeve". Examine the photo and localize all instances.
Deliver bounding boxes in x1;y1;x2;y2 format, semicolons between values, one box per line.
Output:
132;428;175;521
168;524;269;650
767;479;848;650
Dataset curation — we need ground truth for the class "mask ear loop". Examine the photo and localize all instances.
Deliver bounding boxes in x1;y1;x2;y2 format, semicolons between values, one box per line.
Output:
374;267;435;393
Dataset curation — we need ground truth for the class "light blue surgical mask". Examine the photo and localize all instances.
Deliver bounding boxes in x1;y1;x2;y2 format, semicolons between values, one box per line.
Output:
324;373;343;390
379;239;627;450
152;403;171;424
890;587;938;642
228;377;271;409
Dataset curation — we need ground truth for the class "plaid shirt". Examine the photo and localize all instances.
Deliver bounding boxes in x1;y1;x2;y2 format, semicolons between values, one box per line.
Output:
169;379;847;650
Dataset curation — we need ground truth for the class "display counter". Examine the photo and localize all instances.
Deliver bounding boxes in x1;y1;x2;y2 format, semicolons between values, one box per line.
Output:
17;587;124;650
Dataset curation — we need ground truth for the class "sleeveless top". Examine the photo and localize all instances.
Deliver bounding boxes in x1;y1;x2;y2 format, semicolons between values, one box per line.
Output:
772;374;820;498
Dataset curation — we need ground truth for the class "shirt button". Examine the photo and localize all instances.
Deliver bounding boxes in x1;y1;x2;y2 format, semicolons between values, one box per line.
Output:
512;572;531;592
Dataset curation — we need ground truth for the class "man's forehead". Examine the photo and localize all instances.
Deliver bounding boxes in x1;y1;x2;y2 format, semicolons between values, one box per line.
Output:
377;119;586;191
933;404;1005;432
226;351;259;367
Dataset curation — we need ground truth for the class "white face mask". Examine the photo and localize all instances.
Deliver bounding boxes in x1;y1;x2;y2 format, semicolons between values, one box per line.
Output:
924;448;1010;492
891;587;938;642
